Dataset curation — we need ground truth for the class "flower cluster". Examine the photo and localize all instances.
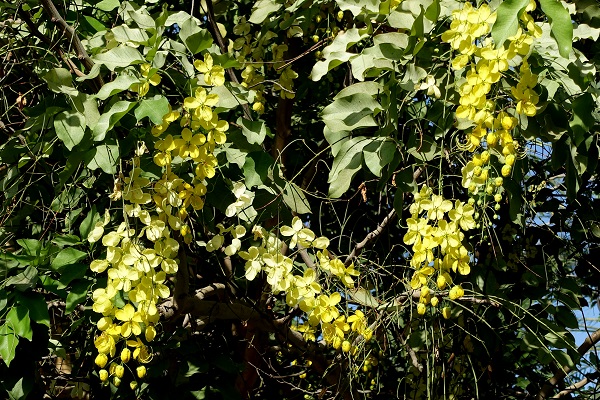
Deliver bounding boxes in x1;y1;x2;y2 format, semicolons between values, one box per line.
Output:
442;0;541;201
205;213;371;351
404;186;475;315
89;50;228;388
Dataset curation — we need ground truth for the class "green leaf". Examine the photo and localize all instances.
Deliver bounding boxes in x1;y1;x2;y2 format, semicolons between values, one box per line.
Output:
85;143;120;174
569;93;594;146
7;377;27;400
79;206;99;239
5;266;38;291
111;25;150;45
491;0;530;48
65;280;91;314
178;19;213;54
50;248;87;272
17;239;42;256
551;350;575;369
328;136;371;198
310;28;369;81
0;289;8;313
348;288;378;307
238;118;270;145
363;138;396;177
539;0;573;58
58;263;88;289
249;0;282;24
16;292;50;327
95;74;139;101
336;0;379;16
54;110;86;150
83;16;106;33
93;47;145;71
322;92;382;132
6;306;32;340
555;306;578;329
0;324;18;367
93;100;136;141
212;83;251;113
52;234;82;247
406;134;438;161
243;152;272;188
282;182;311;214
350;33;408;81
135;96;169;125
43;68;78;95
95;0;120;11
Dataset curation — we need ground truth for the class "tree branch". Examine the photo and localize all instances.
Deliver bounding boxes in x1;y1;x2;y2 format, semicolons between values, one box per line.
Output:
39;0;104;89
537;328;600;399
344;208;397;267
343;167;424;267
18;10;85;78
552;372;600;398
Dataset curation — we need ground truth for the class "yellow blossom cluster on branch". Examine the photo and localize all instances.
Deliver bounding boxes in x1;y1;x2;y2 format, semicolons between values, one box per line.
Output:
88;50;228;388
404;186;475;315
204;213;372;351
443;0;541;200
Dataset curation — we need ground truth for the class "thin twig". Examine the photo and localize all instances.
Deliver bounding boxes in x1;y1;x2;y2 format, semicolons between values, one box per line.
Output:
203;0;252;120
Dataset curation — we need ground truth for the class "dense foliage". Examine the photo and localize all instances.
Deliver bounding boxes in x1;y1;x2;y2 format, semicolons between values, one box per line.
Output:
1;0;600;398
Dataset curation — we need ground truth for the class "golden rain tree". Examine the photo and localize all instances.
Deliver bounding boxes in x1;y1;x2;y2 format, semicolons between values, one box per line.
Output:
1;0;600;398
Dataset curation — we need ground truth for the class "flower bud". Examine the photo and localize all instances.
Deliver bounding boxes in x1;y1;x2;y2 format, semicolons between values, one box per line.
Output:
137;366;147;379
113;377;121;387
115;364;125;378
121;348;131;363
442;307;452;319
341;340;351;353
99;369;109;382
95;353;108;368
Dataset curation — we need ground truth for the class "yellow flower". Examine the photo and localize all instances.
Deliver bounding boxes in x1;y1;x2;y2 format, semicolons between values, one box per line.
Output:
94;332;117;357
420;194;453;220
442;307;452;319
280;216;315;249
184;87;219;120
130;64;161;97
121;348;131;363
115;304;143;338
313;293;341;323
173;128;206;159
137;366;147;379
194;53;225;86
410;265;434;289
448;201;476;231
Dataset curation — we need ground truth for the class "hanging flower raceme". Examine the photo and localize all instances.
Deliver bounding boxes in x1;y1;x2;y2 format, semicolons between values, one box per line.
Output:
404;186;475;316
89;49;229;387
